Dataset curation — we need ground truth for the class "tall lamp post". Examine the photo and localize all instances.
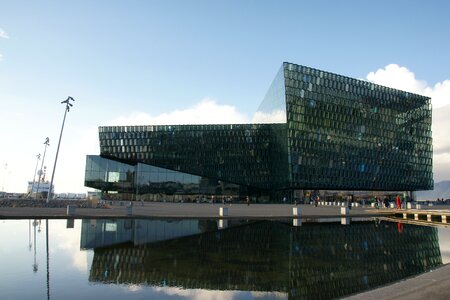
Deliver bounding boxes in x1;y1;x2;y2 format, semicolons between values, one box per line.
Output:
47;97;75;203
31;153;41;197
36;137;50;200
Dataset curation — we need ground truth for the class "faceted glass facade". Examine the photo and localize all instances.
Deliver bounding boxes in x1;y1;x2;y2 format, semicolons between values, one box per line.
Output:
85;62;433;200
283;62;433;191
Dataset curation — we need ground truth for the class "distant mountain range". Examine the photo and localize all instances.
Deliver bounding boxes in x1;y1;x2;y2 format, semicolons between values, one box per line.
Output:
416;180;450;200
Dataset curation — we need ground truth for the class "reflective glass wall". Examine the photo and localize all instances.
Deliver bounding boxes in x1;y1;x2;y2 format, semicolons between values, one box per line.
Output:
87;62;433;200
98;123;288;190
85;155;268;202
283;62;433;191
254;64;287;123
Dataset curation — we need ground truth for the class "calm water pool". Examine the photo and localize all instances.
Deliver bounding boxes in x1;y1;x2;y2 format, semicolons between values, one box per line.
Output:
0;218;449;300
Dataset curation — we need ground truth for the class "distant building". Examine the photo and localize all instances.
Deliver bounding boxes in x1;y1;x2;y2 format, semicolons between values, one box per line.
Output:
27;181;53;195
55;193;86;200
85;62;433;202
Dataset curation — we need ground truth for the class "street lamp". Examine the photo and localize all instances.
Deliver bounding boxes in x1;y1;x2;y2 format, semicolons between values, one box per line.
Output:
36;137;50;200
30;153;41;197
47;97;75;203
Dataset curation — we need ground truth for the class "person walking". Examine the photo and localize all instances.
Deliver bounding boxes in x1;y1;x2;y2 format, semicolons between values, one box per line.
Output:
376;197;381;209
396;195;402;209
246;196;250;206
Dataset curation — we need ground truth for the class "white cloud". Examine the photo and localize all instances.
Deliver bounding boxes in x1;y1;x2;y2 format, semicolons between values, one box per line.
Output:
122;284;143;292
0;28;8;39
53;220;91;272
366;64;450;182
108;98;250;126
433;105;450;156
0;28;9;61
150;286;287;300
366;64;450;108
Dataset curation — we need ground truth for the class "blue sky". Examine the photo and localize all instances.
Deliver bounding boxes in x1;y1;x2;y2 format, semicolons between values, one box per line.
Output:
1;0;450;193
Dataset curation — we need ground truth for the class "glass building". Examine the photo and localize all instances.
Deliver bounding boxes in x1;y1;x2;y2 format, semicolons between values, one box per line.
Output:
85;62;433;202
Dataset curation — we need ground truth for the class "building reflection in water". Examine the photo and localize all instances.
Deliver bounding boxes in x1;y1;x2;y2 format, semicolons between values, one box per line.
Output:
80;219;442;299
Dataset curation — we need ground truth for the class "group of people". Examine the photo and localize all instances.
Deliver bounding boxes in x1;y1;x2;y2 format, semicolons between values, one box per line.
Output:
436;198;449;204
373;195;403;209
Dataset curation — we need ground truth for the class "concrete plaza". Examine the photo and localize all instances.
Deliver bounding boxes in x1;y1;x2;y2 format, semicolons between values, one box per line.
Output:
0;201;395;219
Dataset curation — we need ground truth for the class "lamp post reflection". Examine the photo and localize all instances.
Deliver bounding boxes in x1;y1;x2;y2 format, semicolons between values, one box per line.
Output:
32;219;38;273
46;219;50;300
28;220;32;251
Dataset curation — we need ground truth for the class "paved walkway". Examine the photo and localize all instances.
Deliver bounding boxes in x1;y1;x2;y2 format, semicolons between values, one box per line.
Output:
0;202;397;219
1;201;450;219
344;264;450;300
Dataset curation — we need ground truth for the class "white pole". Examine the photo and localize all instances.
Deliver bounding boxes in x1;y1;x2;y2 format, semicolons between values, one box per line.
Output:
47;97;74;203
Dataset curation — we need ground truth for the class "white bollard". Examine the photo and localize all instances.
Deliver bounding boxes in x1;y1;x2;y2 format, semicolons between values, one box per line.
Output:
442;215;447;224
371;203;376;208
403;213;407;219
407;203;412;209
390;203;395;208
427;214;432;222
219;207;228;217
341;207;349;215
416;204;422;209
293;218;302;227
341;217;350;225
414;213;419;220
66;205;76;216
292;207;301;216
218;219;228;229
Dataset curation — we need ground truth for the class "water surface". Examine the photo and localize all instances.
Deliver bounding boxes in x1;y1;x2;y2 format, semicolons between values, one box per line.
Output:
0;218;448;299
